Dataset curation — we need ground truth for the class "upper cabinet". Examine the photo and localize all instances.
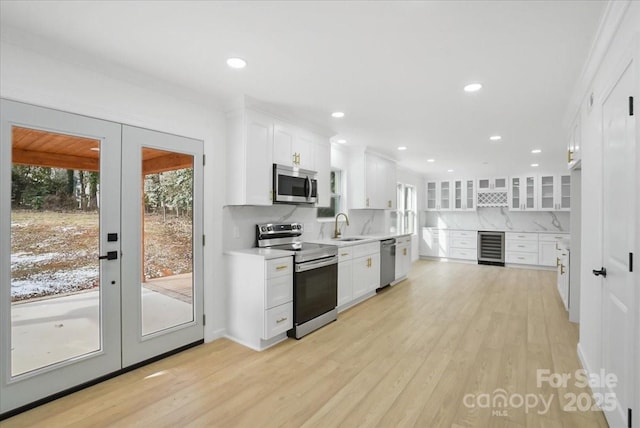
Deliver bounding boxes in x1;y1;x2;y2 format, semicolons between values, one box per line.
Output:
225;108;330;206
477;177;508;192
273;122;315;171
349;150;397;209
509;175;537;211
226;109;274;206
453;178;476;211
425;180;453;211
538;174;570;211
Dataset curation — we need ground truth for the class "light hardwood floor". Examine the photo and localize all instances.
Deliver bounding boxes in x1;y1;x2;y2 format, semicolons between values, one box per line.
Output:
2;260;608;428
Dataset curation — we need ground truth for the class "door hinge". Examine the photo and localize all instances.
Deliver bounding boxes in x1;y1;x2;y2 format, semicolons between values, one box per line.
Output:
203;234;206;246
630;96;634;116
628;408;632;428
203;314;206;326
630;252;634;272
203;154;206;166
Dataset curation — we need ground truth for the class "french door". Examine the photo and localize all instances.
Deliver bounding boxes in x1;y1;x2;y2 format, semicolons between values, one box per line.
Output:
0;100;203;414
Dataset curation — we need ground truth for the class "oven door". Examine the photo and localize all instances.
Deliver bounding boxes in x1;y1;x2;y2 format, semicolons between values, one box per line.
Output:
294;256;338;325
273;164;318;204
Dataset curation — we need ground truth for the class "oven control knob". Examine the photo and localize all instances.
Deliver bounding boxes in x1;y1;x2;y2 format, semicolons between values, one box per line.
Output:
268;226;273;231
260;227;266;232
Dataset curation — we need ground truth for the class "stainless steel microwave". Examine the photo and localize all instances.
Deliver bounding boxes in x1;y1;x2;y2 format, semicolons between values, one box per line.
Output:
273;164;318;204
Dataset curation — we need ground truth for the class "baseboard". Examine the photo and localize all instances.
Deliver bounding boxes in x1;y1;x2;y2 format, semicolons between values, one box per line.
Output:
224;333;288;352
205;327;226;343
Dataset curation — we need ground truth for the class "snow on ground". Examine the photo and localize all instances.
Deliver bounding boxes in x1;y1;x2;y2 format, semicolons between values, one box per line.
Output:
10;252;62;270
11;267;99;299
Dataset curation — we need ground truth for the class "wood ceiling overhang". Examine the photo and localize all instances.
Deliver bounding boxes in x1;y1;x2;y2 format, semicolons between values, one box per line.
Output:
11;127;193;174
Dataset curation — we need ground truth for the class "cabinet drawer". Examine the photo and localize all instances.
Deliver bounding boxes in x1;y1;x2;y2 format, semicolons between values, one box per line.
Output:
506;232;538;241
451;237;477;249
266;275;293;309
337;248;353;262
263;302;293;339
506;252;538;265
266;257;293;279
449;247;477;261
396;236;411;245
352;242;380;258
538;233;569;242
451;230;476;239
506;240;538;253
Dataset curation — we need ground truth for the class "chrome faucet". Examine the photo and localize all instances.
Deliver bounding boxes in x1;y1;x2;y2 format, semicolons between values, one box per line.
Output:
334;212;350;239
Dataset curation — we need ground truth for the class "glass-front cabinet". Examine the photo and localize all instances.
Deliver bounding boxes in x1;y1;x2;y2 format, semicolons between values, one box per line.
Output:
453;178;476;211
538;174;570;211
509;175;537;211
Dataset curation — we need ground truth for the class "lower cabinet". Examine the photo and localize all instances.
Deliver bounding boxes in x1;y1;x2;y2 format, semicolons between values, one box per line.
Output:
538;233;570;266
226;253;293;351
448;230;477;261
557;243;570;311
338;242;380;311
395;235;412;281
419;228;449;257
505;232;539;265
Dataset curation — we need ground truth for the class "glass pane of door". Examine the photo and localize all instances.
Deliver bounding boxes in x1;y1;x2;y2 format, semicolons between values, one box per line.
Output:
141;148;194;336
466;180;474;209
561;175;571;209
540;176;554;209
511;177;520;209
10;127;101;376
526;177;536;209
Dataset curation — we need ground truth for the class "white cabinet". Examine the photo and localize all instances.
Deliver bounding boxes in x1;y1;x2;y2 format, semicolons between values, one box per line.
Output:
349;150;397;209
477;177;507;191
351;242;381;299
538;174;571;211
337;242;380;310
538;233;570;266
273;122;315;170
557;241;570;311
508;175;537;211
425;180;452;211
337;247;354;308
225;109;274;206
227;254;293;351
419;228;449;257
505;232;539;265
448;230;478;261
394;235;412;281
453;178;476;211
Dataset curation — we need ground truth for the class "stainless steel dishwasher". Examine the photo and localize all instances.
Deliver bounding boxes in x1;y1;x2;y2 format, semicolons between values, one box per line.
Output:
379;238;396;289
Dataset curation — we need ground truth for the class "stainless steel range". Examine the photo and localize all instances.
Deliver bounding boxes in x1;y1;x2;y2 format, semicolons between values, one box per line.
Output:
256;222;338;339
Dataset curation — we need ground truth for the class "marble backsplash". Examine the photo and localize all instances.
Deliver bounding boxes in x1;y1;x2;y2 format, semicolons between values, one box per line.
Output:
422;207;570;232
223;206;388;251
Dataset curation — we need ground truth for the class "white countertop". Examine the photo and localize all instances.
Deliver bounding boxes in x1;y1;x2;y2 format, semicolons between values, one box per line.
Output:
307;233;412;247
224;248;294;259
422;226;569;235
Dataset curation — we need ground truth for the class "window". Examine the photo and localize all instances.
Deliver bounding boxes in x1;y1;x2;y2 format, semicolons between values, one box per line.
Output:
317;170;342;219
395;183;416;235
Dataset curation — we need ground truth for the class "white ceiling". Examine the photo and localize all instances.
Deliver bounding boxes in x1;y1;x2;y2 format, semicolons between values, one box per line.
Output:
0;1;606;177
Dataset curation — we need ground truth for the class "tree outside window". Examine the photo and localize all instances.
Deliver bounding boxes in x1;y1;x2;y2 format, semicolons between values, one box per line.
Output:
395;183;416;235
317;170;342;218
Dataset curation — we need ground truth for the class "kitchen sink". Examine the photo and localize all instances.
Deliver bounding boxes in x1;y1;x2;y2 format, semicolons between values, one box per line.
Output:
334;237;365;242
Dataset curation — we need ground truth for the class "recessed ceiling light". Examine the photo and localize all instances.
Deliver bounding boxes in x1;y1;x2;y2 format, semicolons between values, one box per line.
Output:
397;146;407;151
336;139;347;144
531;149;542;154
489;135;502;141
531;163;539;167
331;112;345;118
427;159;435;163
464;83;482;92
226;57;247;69
447;169;454;173
89;147;100;152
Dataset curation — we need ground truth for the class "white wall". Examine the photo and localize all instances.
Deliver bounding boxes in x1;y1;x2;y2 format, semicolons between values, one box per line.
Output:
565;1;640;421
0;40;228;342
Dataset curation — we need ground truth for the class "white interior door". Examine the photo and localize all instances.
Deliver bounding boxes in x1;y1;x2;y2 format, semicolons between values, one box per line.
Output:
120;125;204;367
0;100;122;414
600;59;636;428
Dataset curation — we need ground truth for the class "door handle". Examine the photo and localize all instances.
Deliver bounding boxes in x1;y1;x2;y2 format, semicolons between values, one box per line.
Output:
99;251;118;260
592;267;607;278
